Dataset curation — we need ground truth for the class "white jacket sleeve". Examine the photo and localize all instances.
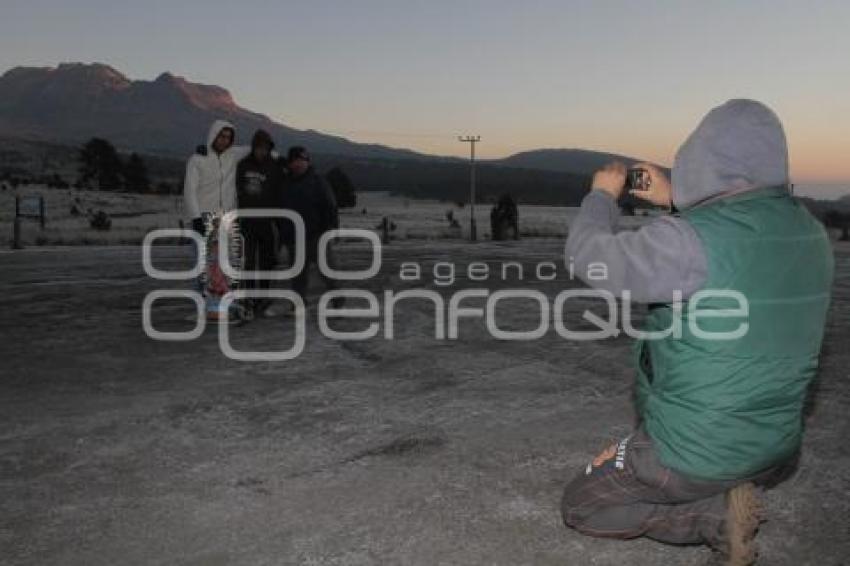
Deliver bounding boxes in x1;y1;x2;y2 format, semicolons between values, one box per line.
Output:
229;145;278;160
231;145;251;160
183;156;201;219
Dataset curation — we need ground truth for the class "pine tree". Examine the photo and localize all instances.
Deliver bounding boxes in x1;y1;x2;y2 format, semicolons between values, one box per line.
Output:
123;153;151;193
78;138;124;191
325;166;357;208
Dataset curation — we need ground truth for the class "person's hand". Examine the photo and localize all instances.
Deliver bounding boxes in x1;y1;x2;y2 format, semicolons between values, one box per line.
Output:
591;161;628;200
629;162;672;209
592;443;618;468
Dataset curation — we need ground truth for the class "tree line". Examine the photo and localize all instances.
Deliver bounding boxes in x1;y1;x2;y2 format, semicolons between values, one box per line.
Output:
77;137;153;193
1;136;846;240
73;137;357;206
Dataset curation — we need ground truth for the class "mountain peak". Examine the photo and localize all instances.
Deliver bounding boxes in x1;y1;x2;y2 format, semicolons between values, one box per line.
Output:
0;62;132;93
154;71;182;83
55;62;130;86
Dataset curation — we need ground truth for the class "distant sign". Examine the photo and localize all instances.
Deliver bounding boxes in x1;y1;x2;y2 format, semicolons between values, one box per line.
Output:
18;195;43;218
13;194;45;249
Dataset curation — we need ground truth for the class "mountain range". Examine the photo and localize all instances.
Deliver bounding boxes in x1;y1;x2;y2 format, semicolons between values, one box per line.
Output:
0;63;439;161
0;63;686;206
0;63;647;173
498;148;643;173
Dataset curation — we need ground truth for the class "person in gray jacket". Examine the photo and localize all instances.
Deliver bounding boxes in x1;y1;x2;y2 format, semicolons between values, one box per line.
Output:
561;99;833;566
567;99;800;302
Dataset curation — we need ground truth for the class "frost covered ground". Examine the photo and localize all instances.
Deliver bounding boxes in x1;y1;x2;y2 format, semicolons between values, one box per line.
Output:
0;232;848;564
0;187;655;246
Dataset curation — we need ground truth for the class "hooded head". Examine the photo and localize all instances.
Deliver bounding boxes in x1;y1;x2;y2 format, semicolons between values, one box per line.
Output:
252;129;274;148
206;119;236;154
672;99;789;210
287;145;311;177
251;129;274;161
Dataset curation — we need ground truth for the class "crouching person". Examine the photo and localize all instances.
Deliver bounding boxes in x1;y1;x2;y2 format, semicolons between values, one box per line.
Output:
561;100;833;565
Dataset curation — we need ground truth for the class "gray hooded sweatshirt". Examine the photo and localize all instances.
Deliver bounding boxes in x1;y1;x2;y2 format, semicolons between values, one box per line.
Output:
566;99;791;302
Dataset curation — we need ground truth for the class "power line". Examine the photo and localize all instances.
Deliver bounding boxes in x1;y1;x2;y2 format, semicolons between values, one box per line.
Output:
322;129;452;140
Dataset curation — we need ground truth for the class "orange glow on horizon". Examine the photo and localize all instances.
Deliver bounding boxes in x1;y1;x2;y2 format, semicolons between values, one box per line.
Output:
340;134;849;185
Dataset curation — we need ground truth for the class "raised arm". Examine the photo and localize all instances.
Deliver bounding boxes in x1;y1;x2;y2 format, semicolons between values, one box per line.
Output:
565;162;707;303
230;145;251;160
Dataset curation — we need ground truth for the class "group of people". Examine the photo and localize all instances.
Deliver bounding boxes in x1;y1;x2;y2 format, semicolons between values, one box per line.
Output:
183;119;340;319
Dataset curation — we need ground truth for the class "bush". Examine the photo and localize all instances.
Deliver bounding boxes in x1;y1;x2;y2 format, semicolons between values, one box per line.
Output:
46;174;70;189
155;181;174;195
78;138;123;191
824;209;850;241
89;210;112;231
124;153;151;193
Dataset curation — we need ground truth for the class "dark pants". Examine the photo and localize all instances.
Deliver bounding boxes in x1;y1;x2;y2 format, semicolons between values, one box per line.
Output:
242;220;278;292
285;237;336;300
561;428;783;549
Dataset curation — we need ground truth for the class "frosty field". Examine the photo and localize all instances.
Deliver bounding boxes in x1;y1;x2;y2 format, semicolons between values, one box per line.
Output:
1;187;655;247
0;232;848;565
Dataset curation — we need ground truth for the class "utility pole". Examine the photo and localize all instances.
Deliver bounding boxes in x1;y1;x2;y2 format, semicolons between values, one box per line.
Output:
458;135;480;241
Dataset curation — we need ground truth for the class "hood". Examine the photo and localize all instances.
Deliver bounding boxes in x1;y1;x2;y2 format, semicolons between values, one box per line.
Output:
251;129;274;150
672;99;789;210
206;119;236;150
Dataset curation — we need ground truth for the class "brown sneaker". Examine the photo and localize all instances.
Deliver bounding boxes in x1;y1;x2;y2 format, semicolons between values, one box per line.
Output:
725;483;765;566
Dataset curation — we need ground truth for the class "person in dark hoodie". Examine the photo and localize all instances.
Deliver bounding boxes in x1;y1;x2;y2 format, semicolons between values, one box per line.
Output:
560;100;833;565
278;146;342;306
235;129;286;317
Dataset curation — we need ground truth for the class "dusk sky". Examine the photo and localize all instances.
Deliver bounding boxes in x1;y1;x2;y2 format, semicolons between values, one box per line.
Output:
2;0;849;188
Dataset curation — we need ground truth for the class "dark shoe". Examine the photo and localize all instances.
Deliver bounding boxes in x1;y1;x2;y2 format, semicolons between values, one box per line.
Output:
725;483;764;566
234;302;253;324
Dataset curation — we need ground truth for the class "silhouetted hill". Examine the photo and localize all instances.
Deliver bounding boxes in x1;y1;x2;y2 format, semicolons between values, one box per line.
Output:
0;63;434;160
495;148;651;175
319;154;591;205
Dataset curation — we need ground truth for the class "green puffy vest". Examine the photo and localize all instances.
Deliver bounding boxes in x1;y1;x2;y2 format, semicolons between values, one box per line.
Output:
635;186;834;481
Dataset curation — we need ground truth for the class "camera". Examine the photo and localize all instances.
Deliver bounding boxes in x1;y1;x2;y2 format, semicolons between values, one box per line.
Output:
625;168;651;191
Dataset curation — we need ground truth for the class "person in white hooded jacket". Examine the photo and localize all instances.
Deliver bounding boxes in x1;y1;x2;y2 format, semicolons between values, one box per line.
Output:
183;119;250;231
